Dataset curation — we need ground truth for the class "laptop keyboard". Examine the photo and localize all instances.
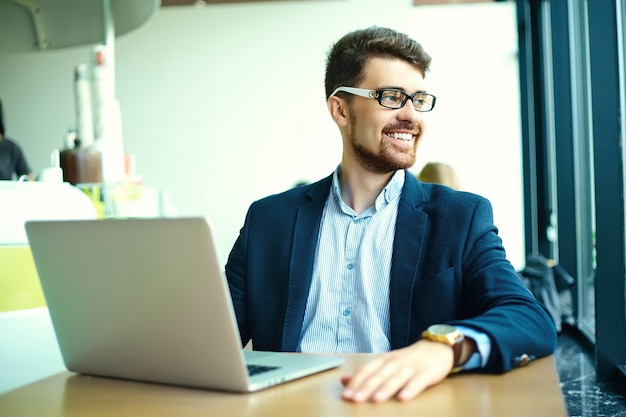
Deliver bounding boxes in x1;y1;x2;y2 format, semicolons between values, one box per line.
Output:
247;364;280;376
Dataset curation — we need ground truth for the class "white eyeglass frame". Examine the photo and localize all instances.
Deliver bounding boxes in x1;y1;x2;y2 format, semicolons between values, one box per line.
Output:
330;86;437;112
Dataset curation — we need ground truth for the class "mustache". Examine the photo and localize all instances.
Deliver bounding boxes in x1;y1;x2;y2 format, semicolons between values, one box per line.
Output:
383;122;420;133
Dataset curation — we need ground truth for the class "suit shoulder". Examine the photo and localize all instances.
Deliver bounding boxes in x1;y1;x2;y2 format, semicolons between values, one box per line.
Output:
419;182;488;206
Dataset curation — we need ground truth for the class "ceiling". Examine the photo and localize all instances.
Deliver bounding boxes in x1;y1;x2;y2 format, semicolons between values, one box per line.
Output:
161;0;317;5
0;0;159;53
161;0;496;6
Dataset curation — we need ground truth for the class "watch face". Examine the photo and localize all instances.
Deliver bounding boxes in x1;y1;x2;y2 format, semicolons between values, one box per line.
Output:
429;324;457;335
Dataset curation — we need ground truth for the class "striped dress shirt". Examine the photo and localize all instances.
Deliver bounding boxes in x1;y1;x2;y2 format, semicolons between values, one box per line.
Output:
297;168;405;353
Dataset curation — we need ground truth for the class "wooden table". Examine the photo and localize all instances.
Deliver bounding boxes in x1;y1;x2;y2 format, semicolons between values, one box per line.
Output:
0;354;566;417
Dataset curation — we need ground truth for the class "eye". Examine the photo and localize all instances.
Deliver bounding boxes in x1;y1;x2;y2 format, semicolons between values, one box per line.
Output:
413;94;433;109
379;90;404;106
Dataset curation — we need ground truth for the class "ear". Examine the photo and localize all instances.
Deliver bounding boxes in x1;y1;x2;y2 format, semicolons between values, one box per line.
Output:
327;96;350;127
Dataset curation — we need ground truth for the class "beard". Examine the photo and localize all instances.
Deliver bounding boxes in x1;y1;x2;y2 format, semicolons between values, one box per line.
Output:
349;109;419;174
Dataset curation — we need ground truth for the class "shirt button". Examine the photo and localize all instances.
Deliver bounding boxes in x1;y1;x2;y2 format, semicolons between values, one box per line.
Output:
346;263;354;270
343;309;351;316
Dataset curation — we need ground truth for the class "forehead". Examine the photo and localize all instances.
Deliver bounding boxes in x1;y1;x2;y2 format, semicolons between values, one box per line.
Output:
359;57;426;92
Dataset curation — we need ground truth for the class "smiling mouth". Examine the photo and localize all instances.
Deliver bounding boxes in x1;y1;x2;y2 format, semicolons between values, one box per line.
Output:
387;132;415;142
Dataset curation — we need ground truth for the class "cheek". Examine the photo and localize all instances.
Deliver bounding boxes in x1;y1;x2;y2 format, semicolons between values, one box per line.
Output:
416;118;427;138
357;117;385;140
412;120;426;147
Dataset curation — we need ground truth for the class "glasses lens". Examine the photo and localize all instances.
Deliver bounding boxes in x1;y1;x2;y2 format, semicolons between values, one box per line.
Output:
377;89;435;111
412;94;435;111
378;90;406;109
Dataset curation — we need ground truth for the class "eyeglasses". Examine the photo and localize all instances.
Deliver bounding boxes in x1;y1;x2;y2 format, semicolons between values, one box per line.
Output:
331;86;437;112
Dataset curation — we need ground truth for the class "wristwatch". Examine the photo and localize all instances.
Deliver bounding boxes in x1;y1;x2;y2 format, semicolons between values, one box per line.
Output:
421;324;465;373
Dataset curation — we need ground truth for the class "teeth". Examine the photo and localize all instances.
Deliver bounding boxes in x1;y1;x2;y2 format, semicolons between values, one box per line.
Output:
389;132;413;141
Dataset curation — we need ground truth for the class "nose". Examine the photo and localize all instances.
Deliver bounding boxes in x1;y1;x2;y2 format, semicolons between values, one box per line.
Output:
396;99;422;122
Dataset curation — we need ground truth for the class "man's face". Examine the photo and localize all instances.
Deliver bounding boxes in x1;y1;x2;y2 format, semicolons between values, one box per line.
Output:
346;57;428;174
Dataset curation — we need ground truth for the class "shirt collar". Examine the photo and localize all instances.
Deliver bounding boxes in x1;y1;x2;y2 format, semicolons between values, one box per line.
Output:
331;166;405;214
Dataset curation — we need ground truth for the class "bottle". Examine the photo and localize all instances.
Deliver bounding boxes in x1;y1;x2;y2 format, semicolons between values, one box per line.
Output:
74;64;94;146
65;127;78;149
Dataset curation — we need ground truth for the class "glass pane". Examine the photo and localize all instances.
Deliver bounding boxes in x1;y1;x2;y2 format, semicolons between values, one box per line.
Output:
619;0;626;368
570;0;596;340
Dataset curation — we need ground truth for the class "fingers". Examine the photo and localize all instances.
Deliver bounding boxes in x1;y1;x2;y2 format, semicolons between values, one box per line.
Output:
342;361;428;403
342;358;407;402
395;374;431;402
341;341;454;403
370;366;423;402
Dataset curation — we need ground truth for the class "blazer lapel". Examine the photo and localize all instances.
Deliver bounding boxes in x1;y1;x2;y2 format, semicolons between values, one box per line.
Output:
279;172;428;351
281;175;332;351
389;173;428;349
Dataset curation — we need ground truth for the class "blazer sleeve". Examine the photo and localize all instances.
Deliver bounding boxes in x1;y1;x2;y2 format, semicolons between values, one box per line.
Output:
224;178;329;352
448;197;558;373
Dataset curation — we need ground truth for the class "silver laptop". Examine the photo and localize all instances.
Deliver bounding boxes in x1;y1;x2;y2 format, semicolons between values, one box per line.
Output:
24;217;343;392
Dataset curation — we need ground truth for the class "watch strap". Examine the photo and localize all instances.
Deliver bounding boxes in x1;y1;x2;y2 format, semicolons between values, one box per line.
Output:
421;324;464;373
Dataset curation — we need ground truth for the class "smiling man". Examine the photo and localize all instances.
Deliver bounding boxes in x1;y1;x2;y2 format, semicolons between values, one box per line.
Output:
225;26;557;403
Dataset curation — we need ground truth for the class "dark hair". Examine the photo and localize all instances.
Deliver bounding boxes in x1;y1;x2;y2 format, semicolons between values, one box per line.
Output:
324;26;432;99
0;98;4;136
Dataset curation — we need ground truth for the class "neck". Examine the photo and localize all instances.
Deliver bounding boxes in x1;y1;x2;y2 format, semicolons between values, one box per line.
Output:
338;159;396;214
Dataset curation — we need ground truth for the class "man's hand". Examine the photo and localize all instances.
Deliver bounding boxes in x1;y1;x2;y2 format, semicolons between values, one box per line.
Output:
340;340;456;403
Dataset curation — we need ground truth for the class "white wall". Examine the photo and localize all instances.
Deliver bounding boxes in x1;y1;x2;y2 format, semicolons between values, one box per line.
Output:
406;4;524;268
0;0;524;268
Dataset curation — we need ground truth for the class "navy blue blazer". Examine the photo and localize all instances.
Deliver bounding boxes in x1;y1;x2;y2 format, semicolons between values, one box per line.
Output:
225;171;557;373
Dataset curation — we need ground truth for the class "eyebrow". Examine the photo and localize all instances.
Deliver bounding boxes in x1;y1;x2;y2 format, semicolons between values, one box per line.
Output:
381;86;428;94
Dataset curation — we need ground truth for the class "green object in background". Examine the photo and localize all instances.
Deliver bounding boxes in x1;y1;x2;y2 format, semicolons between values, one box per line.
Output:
81;185;106;219
0;246;46;312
